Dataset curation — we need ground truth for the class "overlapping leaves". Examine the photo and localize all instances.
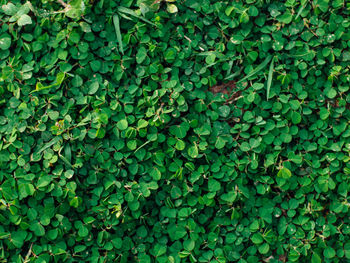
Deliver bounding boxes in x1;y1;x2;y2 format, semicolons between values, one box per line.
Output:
1;0;350;262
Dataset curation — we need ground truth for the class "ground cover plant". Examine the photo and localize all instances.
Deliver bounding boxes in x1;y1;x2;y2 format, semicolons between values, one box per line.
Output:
1;0;350;262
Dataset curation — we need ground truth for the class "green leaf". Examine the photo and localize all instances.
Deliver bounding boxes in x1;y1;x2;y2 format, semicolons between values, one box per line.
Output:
30;222;45;236
277;10;293;24
66;0;85;19
258;243;270;254
11;231;27;248
168;224;187;240
319;108;329;120
188;143;199;158
170;124;188;139
167;4;178;13
324;247;335;259
247;92;255;103
153;243;167;257
117;119;128;130
311;253;321;263
220;191;237;203
215;136;226;149
37;175;52;188
137;119;148;129
291;111;302;124
88;81;99;95
240;142;250;152
70;197;80;208
164;48;177;62
288;152;303;164
208;178;221;192
2;3;18;15
218;105;230;117
149;167;161;180
0;34;11;50
205;53;216;65
344;243;350;259
17;14;32;26
326;88;337;99
251;233;263;244
175;139;185;150
277;167;292;179
183;239;195;251
18;183;35;199
136;47;147;64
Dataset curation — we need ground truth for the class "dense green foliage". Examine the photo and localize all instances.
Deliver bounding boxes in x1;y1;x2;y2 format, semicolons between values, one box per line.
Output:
1;0;350;262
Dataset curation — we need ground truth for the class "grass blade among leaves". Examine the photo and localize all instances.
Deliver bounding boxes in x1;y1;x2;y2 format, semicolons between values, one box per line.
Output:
267;56;275;101
295;4;306;20
113;14;124;55
118;6;156;26
235;55;272;83
36;136;61;155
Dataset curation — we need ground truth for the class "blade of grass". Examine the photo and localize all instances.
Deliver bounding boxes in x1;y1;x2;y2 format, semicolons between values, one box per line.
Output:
287;50;315;58
118;12;133;21
58;144;74;169
225;67;243;80
118;6;156;26
226;60;234;77
59;154;74;169
295;4;306;20
64;144;72;164
134;140;151;153
204;59;228;69
235;55;272;83
30;72;66;93
36;136;61;154
113;14;124;55
267;56;275;101
196;51;226;59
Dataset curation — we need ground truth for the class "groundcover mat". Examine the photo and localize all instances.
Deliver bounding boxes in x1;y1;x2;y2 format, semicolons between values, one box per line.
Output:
1;0;350;262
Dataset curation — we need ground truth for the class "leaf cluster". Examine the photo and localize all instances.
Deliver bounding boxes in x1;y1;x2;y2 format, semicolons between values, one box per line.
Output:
1;0;350;262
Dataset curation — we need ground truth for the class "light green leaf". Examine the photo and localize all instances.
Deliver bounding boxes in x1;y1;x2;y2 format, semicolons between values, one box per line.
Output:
277;167;292;179
117;119;128;130
167;3;178;13
88;81;99;95
17;14;32;26
70;196;79;208
188;143;199;158
2;3;18;15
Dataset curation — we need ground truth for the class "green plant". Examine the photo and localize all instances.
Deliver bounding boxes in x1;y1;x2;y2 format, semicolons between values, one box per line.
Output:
1;0;350;262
